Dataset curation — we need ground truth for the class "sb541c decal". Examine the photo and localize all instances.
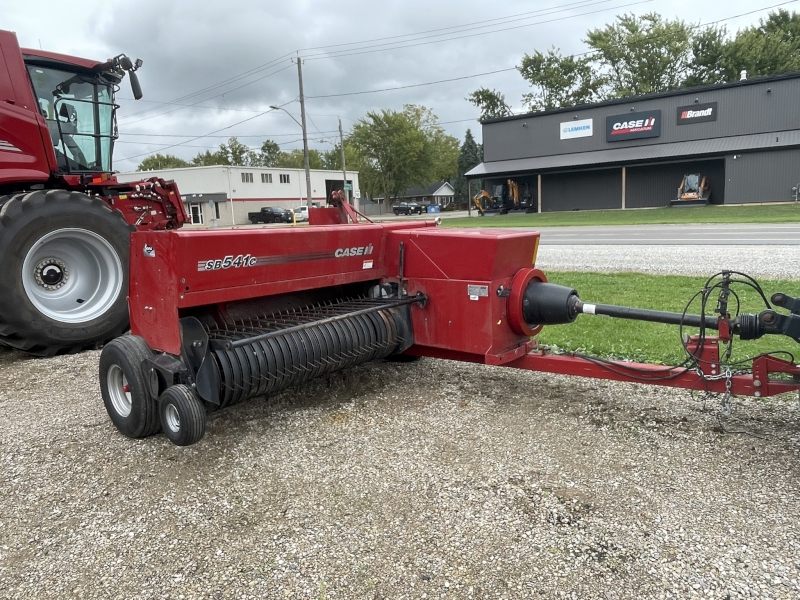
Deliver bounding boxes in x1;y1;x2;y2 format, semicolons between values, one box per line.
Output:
201;254;258;271
197;244;376;272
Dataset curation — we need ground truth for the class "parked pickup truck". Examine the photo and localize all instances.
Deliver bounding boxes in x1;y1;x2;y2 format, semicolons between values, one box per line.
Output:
392;202;424;216
248;207;292;224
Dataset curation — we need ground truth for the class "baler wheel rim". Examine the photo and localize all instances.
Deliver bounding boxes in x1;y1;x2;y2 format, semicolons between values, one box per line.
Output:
164;403;181;433
158;384;206;446
106;364;132;418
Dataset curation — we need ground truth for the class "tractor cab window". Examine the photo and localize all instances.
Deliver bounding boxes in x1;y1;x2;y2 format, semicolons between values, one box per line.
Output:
27;66;114;172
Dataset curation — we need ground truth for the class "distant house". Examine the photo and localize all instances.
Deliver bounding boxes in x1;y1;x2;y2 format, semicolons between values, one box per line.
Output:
397;181;455;208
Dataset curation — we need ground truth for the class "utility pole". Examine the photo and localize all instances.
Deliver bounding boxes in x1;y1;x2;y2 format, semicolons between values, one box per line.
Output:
339;118;350;206
296;57;313;208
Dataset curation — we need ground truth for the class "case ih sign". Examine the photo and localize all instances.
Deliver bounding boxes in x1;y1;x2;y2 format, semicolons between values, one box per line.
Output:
605;110;661;141
677;102;717;125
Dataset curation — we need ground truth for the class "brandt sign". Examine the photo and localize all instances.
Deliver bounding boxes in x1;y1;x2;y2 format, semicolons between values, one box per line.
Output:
560;118;593;140
605;110;661;141
677;102;717;124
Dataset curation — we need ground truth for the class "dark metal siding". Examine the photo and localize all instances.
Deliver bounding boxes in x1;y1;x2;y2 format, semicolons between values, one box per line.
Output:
626;160;725;208
483;77;800;163
724;149;800;204
541;169;621;212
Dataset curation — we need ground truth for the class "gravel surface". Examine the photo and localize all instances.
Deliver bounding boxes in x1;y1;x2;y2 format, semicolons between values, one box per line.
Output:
2;247;800;600
537;245;800;280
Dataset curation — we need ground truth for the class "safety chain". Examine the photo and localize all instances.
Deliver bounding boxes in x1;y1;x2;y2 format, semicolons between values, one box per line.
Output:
694;367;734;416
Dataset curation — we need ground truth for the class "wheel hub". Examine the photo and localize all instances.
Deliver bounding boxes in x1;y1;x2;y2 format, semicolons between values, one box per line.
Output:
21;228;123;324
34;258;69;290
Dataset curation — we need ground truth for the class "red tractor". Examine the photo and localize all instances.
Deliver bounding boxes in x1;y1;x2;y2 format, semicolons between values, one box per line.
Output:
0;30;188;356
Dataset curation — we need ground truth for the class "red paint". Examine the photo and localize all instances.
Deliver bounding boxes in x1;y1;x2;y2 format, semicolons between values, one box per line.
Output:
124;200;800;400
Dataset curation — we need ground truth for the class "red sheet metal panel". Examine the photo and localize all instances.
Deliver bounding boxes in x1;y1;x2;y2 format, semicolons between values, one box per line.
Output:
391;228;541;356
128;222;438;354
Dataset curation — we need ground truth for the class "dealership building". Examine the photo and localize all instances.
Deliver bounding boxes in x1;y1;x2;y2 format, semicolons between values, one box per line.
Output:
467;72;800;211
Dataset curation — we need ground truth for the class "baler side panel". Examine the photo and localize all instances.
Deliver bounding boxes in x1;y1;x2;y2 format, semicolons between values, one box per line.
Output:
129;231;181;354
387;228;540;357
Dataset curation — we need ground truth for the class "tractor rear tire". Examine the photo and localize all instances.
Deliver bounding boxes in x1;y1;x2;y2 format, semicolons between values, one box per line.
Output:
0;189;132;356
99;335;161;438
159;385;207;446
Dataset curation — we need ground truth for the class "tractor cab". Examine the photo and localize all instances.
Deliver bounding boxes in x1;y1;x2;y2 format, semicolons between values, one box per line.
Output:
23;52;142;175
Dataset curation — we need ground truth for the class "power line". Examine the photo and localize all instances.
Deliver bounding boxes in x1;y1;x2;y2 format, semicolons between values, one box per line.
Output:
296;0;613;54
119;130;339;138
116;1;602;122
120;64;296;125
307;68;517;99
118;101;291;162
302;0;654;62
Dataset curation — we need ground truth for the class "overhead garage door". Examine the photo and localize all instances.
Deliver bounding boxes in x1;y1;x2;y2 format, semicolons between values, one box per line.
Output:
541;169;622;212
626;159;725;208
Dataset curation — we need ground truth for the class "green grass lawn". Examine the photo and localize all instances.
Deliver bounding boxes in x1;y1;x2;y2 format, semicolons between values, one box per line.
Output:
444;203;800;228
537;272;800;365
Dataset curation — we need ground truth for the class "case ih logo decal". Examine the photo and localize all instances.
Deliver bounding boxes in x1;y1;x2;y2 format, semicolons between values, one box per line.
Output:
334;244;373;258
605;110;661;141
0;140;22;153
198;245;374;271
677;102;717;125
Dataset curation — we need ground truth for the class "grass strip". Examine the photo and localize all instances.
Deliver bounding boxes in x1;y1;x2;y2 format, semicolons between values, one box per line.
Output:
537;271;800;366
444;204;800;228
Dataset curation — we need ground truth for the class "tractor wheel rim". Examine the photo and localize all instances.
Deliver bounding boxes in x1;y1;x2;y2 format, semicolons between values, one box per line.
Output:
107;364;132;417
164;403;180;433
21;228;123;323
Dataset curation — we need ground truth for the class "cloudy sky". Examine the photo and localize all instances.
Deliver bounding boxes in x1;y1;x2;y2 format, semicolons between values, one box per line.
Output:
5;0;792;171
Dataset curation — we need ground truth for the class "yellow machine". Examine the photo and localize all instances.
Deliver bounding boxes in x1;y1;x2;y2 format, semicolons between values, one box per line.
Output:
507;179;520;209
675;173;710;204
471;190;493;216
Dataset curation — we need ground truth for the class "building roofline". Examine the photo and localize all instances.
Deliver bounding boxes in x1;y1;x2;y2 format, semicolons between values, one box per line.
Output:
124;165;358;175
481;71;800;125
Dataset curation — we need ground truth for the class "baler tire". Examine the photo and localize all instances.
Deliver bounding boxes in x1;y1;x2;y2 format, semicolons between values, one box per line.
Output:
159;385;206;446
0;189;132;356
99;335;161;438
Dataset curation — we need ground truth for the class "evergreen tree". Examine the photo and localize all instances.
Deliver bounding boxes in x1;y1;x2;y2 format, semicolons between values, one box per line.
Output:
454;130;481;209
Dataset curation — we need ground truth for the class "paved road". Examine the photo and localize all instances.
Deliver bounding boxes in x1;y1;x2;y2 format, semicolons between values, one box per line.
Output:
532;223;800;245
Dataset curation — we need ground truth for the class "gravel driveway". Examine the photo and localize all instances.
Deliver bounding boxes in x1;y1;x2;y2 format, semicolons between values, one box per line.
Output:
1;246;799;600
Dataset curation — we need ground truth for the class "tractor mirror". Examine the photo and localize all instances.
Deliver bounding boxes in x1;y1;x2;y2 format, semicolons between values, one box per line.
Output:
129;70;143;100
118;56;133;70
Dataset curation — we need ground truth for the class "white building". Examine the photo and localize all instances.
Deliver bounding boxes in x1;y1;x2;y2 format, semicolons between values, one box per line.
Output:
118;165;359;226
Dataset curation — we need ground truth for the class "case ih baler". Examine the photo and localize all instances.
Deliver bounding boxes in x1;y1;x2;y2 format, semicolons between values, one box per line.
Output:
99;204;800;446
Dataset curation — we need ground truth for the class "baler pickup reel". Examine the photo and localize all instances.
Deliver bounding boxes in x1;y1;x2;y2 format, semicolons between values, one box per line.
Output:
99;222;800;446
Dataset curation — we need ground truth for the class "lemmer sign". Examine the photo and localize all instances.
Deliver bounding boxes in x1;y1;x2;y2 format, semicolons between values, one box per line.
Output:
606;110;661;141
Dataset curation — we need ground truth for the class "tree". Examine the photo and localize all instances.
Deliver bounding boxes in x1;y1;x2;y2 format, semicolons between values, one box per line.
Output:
467;88;513;120
275;149;324;169
402;105;459;182
348;108;433;204
137;153;191;171
724;9;800;79
254;140;281;167
683;25;730;87
585;12;694;97
453;129;482;209
518;48;602;111
191;149;229;166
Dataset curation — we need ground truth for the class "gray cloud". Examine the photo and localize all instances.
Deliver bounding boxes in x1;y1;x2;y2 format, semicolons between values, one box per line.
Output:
5;0;766;171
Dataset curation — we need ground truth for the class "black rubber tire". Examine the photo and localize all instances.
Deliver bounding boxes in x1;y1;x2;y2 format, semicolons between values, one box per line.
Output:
250;217;259;224
99;335;161;438
159;384;207;446
0;189;133;356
